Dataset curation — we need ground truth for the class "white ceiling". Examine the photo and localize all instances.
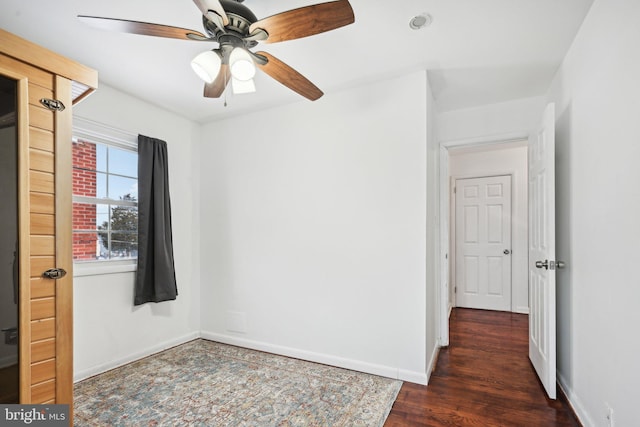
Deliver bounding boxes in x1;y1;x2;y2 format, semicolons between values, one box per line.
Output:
0;0;594;123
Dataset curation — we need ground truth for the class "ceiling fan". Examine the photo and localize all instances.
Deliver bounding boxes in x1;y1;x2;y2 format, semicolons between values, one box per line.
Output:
78;0;355;101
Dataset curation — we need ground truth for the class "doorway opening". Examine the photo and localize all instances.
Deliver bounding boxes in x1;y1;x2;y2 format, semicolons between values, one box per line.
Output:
438;134;529;347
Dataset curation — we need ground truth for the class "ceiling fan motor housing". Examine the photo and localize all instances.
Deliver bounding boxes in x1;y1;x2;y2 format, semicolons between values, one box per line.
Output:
204;0;258;48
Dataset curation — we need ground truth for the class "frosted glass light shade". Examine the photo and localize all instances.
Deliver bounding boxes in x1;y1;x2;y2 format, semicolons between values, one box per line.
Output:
191;51;221;84
229;48;256;81
232;77;256;94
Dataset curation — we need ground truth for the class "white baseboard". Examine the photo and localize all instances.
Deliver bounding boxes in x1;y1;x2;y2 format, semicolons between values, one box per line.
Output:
425;344;440;385
200;331;428;385
74;332;199;383
558;372;592;427
514;306;530;314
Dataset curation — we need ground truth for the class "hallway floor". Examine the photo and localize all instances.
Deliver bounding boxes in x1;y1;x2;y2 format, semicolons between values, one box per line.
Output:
385;308;580;426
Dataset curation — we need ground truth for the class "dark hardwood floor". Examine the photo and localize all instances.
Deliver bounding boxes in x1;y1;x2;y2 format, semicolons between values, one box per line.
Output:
385;308;580;426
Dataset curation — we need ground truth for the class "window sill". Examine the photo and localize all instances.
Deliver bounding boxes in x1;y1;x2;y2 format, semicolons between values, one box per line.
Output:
73;260;137;277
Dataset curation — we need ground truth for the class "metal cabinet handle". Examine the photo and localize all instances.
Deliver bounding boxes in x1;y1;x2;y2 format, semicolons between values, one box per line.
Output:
42;268;67;279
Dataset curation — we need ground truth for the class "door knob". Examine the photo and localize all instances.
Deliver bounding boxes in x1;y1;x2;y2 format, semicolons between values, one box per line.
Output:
535;260;549;270
503;249;511;255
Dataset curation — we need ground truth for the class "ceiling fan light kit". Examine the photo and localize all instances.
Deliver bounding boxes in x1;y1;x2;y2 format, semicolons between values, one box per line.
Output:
229;47;256;81
191;50;222;83
232;76;256;94
79;0;355;102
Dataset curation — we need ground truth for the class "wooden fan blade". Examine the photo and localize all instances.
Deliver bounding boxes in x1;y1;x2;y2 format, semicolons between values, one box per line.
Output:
78;16;210;41
249;0;354;44
193;0;229;26
255;52;323;101
204;64;231;98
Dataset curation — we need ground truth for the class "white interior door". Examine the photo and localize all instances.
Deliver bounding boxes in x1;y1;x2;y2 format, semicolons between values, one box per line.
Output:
455;175;512;311
528;102;557;399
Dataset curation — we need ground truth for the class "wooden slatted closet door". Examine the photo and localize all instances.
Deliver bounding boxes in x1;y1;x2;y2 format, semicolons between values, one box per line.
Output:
0;53;75;407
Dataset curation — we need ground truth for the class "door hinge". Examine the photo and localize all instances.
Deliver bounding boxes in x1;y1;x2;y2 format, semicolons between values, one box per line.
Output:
39;98;66;112
454;286;457;293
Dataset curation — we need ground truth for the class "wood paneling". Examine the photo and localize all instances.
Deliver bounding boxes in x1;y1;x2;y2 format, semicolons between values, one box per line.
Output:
29;149;55;174
384;309;580;427
31;360;56;385
31;319;55;342
30;213;55;235
31;298;55;320
0;29;97;91
2;29;96;414
30;257;55;278
30;236;55;256
29;172;55;195
31;379;56;403
28;84;53;107
31;339;55;364
29;104;54;131
0;54;54;89
30;279;55;299
29;127;54;152
54;75;74;407
30;193;55;214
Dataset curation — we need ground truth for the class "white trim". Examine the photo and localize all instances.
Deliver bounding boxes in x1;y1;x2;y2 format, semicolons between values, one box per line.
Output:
438;145;450;346
73;332;199;382
73;116;137;151
425;344;440;384
200;331;428;385
441;131;529;148
73;260;136;277
72;195;137;207
558;372;591;427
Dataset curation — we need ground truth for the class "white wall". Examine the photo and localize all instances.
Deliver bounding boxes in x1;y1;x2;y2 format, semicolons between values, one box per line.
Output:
438;96;544;143
72;84;201;380
199;71;434;383
449;144;529;313
425;74;440;377
545;1;640;425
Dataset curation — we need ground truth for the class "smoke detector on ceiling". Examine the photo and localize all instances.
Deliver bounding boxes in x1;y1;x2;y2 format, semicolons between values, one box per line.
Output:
409;13;433;30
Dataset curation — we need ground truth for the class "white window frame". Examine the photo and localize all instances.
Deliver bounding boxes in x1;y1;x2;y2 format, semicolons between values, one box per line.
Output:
72;116;139;277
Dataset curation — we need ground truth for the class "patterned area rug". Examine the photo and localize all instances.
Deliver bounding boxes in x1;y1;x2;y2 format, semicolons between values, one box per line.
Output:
74;340;402;426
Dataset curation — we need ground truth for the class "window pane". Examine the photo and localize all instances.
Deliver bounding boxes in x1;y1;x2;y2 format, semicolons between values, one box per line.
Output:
110;205;138;235
96;172;107;199
110;231;137;259
97;231;109;259
109;147;137;178
96;143;107;173
72;137;139;264
96;204;109;231
108;175;138;201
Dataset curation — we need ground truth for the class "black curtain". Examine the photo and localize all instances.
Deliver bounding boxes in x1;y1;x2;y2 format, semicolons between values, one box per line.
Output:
134;135;178;305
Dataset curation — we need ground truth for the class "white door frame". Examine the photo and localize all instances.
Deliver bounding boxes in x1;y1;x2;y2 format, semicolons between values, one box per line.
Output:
438;132;529;346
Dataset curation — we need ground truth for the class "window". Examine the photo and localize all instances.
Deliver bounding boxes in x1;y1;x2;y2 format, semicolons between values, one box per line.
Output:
72;137;138;262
